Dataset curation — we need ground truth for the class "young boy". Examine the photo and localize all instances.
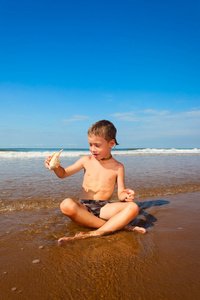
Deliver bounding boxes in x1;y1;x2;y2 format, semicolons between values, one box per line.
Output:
45;120;146;244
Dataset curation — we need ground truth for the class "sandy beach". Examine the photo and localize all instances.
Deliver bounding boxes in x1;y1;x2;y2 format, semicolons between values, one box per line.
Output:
1;152;200;299
1;192;200;300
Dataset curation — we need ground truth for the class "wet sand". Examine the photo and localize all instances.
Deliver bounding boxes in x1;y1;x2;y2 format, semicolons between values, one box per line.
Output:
1;191;200;300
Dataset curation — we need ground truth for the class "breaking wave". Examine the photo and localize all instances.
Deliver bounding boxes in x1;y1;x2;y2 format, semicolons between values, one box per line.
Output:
0;148;200;159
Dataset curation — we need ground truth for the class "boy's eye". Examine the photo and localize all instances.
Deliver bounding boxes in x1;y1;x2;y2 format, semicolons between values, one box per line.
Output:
89;144;100;148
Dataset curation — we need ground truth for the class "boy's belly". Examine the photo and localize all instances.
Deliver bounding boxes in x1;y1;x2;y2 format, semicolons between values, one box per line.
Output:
81;186;114;201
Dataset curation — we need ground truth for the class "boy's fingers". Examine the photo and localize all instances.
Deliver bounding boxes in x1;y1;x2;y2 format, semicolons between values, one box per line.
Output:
124;189;135;195
45;156;51;169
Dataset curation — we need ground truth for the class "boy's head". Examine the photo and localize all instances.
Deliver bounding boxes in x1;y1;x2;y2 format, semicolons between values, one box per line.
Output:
88;120;119;146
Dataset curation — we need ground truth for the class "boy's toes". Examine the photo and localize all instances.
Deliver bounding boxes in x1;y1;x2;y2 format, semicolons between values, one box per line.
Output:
134;226;146;234
58;238;64;245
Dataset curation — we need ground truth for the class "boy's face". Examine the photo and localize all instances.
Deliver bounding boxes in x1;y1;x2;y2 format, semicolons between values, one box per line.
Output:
88;134;115;160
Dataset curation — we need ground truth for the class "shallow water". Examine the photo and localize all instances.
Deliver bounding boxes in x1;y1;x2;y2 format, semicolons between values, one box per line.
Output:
1;155;200;213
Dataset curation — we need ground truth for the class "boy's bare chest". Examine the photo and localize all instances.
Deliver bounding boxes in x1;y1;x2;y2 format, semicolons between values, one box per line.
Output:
84;162;117;183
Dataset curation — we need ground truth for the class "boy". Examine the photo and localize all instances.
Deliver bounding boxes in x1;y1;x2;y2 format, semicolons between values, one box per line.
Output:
45;120;146;244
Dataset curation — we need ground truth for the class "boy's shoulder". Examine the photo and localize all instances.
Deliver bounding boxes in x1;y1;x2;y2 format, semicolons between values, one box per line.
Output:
112;157;124;168
84;154;93;159
80;155;93;163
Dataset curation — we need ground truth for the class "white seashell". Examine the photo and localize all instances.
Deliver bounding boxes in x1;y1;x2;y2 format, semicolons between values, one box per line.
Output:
32;259;40;264
49;149;63;170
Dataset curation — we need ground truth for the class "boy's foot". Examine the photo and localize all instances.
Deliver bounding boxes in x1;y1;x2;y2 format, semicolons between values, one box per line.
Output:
124;225;146;234
58;230;105;245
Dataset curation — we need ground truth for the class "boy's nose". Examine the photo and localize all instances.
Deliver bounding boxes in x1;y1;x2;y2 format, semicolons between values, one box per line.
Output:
91;146;96;152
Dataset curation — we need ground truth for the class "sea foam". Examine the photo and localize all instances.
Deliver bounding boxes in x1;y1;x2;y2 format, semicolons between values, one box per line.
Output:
0;148;199;159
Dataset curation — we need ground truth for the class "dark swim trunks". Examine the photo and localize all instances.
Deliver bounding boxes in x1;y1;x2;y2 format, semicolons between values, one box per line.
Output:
79;199;110;218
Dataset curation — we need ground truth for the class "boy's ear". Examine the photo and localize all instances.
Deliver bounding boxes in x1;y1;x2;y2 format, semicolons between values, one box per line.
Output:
109;139;115;148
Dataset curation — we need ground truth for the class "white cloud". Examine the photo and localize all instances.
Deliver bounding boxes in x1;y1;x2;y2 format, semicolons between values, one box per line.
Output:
142;109;169;116
62;115;89;123
112;109;200;124
182;110;200;117
111;109;200;146
111;109;170;122
111;112;140;122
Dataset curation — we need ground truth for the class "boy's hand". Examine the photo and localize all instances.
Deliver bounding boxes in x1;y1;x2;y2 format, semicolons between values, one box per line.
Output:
45;156;52;169
124;189;135;201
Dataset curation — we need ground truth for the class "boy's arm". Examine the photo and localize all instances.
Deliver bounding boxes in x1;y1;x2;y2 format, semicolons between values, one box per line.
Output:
45;156;86;178
117;164;135;201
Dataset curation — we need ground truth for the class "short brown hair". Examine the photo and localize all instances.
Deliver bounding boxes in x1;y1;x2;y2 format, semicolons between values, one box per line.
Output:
88;120;119;145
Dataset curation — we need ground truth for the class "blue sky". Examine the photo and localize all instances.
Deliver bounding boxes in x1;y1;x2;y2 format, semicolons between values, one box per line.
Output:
0;0;199;148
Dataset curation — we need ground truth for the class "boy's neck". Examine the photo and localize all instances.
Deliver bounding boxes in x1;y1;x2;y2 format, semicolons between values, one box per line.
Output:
101;154;112;161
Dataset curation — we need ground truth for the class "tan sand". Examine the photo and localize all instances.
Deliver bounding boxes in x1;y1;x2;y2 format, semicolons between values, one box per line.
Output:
1;192;200;300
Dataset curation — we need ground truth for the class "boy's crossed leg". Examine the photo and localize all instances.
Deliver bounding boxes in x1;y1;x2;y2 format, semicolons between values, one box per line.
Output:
58;199;146;245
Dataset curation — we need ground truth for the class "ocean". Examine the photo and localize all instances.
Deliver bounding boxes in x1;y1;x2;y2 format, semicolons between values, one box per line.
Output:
1;147;200;213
